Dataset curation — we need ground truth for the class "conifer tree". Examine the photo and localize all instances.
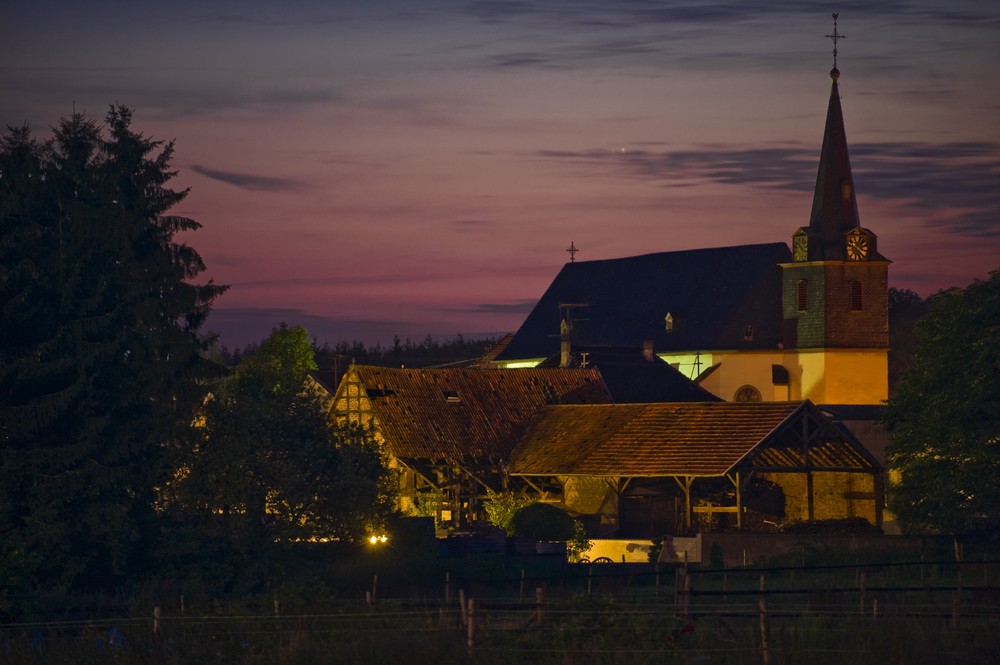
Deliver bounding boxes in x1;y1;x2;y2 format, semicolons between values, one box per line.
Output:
0;107;226;590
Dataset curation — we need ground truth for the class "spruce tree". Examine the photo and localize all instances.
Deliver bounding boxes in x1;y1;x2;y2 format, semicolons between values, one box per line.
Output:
0;107;226;592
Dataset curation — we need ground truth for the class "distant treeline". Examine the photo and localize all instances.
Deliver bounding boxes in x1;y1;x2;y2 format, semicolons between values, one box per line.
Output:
215;333;503;371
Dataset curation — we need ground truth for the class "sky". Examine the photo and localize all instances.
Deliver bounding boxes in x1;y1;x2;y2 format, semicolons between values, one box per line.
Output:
3;1;998;349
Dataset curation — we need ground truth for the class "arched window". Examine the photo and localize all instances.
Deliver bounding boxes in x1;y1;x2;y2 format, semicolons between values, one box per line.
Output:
850;280;863;311
797;279;808;312
743;324;754;341
734;385;762;402
665;312;674;333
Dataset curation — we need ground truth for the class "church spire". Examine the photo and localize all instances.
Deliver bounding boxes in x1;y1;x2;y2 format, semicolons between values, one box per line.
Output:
807;14;861;259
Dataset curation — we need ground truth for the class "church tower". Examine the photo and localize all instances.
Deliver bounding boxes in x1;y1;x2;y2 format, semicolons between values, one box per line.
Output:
780;20;890;404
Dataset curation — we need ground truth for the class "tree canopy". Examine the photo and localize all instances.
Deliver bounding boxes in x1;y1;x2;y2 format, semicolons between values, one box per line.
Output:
884;271;1000;537
162;324;397;550
0;108;226;590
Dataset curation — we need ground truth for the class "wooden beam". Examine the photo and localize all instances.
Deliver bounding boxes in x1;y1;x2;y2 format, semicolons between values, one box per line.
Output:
726;471;743;529
806;471;815;521
450;459;498;494
521;476;548;498
672;476;695;533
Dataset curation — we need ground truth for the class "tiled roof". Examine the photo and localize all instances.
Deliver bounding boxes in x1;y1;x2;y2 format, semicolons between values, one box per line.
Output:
509;401;879;478
346;366;611;461
495;243;791;362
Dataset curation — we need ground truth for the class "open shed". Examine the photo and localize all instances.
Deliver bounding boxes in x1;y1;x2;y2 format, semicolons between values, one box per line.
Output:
508;400;884;536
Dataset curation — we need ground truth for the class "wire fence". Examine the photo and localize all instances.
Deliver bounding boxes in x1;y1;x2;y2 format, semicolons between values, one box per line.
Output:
3;559;1000;664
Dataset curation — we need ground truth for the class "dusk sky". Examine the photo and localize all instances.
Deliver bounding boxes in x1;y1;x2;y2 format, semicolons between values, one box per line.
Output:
4;1;998;349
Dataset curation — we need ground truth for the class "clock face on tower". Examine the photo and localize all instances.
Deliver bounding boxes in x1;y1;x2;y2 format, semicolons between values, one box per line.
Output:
846;233;869;261
793;235;809;261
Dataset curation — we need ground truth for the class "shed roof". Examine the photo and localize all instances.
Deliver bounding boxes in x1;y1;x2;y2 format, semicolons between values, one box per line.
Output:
509;400;881;478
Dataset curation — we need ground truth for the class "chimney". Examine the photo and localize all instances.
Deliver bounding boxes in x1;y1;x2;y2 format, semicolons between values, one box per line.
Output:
559;317;572;367
642;339;654;362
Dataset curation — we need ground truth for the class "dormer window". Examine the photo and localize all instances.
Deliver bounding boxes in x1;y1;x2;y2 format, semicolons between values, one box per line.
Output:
841;179;853;201
665;312;674;333
443;390;461;403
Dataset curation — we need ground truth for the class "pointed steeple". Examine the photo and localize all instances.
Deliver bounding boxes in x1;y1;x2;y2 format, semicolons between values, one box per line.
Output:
802;13;862;261
807;67;861;258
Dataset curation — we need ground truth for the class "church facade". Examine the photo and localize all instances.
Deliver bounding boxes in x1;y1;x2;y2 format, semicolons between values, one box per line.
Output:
493;65;889;407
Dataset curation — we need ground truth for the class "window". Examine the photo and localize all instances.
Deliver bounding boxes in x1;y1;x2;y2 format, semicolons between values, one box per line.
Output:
850;280;863;311
665;312;674;333
797;279;808;312
734;385;762;402
743;324;754;341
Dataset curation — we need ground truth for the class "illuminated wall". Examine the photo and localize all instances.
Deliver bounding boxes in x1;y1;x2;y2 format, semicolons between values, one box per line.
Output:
765;471;878;525
661;347;887;405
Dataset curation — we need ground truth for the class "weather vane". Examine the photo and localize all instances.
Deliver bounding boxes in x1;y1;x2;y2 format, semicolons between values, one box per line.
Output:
566;241;579;262
826;12;846;70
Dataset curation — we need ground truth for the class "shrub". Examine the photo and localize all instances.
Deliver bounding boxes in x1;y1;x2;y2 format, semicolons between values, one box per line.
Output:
483;492;536;536
511;503;576;542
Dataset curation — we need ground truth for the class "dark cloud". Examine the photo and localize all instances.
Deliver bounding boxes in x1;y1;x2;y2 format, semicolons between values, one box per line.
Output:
451;219;494;229
468;1;998;73
537;141;1000;237
444;301;537;315
190;165;304;192
852;142;1000;237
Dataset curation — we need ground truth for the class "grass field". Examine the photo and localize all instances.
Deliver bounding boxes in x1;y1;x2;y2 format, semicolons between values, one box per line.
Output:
3;546;998;664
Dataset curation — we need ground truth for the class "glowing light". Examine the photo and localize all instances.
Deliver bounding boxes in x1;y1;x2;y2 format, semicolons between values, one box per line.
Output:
368;534;389;545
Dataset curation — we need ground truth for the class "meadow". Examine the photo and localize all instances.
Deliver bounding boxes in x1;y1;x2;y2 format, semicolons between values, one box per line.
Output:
2;540;998;664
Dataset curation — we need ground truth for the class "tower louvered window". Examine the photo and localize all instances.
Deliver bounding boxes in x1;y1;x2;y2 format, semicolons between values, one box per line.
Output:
797;279;808;311
850;280;863;311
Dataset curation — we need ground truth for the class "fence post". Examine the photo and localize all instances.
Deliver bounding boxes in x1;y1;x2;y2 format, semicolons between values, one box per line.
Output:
466;598;475;652
445;571;451;606
588;565;593;599
519;569;525;603
153;606;161;638
459;588;467;627
673;568;684;617
859;572;866;616
758;575;769;665
535;587;545;627
371;574;378;605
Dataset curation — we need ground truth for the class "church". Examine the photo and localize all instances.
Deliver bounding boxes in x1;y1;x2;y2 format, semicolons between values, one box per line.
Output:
317;44;893;538
493;63;890;409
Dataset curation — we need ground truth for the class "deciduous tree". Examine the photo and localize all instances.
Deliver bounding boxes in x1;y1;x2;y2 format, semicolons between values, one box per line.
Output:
163;324;396;551
885;271;1000;537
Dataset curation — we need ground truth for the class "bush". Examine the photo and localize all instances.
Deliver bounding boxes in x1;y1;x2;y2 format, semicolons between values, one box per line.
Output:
483;492;536;536
510;503;576;542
